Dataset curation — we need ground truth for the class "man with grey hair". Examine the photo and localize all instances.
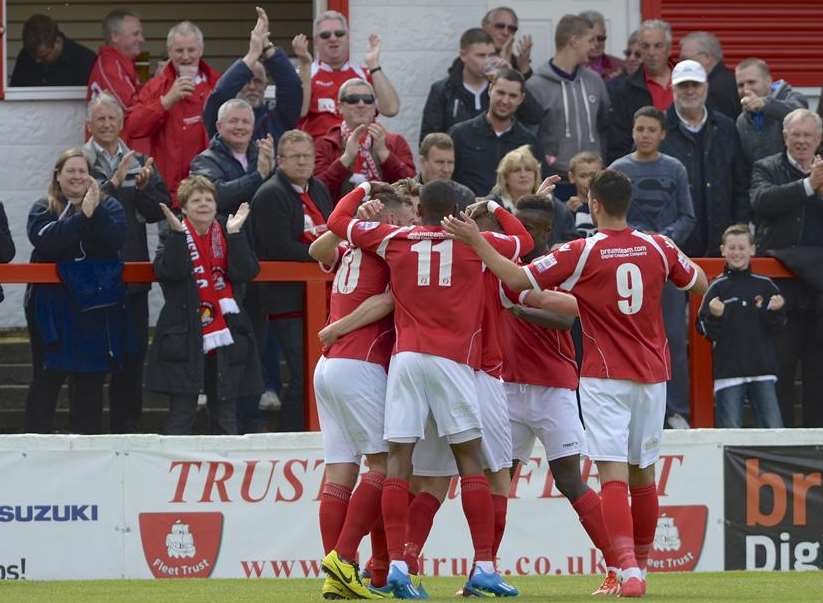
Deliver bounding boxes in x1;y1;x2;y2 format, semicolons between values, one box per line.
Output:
125;20;220;206
314;77;414;200
580;10;624;81
292;10;400;139
203;6;301;147
608;19;674;162
679;31;739;119
481;6;533;78
87;10;147;151
750;108;823;427
735;57;808;166
84;92;169;433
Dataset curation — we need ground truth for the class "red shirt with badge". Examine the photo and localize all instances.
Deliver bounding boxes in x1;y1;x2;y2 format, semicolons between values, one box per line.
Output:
499;282;578;390
298;61;373;139
524;228;697;383
321;242;394;367
327;187;532;368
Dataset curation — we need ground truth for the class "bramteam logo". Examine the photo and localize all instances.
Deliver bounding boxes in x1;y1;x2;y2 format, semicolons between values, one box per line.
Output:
534;254;558;273
647;505;708;572
139;512;223;578
356;221;380;231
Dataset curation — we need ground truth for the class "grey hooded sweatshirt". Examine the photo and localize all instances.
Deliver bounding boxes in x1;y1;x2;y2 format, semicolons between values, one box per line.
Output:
526;61;610;176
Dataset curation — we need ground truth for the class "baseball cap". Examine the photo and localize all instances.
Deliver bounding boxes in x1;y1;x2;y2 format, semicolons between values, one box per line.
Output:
671;60;707;85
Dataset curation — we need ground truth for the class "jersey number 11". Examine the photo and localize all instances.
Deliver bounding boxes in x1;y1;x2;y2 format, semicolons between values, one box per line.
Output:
411;239;453;287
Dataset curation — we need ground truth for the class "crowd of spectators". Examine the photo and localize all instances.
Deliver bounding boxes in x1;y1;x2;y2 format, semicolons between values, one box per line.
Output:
2;6;822;433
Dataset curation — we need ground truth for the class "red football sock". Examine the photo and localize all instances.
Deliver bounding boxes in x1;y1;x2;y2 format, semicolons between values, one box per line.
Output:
491;494;508;560
319;482;352;555
461;475;494;562
403;492;441;574
630;483;659;572
600;480;637;570
336;471;385;561
571;487;619;568
369;515;389;588
381;478;410;561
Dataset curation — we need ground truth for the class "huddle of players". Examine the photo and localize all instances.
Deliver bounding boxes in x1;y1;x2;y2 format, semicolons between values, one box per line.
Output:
311;171;708;600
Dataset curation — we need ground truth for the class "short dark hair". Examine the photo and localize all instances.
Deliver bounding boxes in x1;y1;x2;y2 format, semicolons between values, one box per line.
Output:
451;181;476;211
721;223;754;245
419;132;454;158
23;14;59;55
420;179;460;220
492;68;525;93
736;57;771;78
555;15;591;50
375;190;411;212
460;28;494;50
633;105;666;129
590;169;632;218
516;194;553;213
482;7;518;28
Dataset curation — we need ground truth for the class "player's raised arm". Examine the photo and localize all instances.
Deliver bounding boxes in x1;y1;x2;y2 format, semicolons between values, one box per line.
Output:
309;231;343;266
326;183;370;238
487;201;534;257
442;213;533;291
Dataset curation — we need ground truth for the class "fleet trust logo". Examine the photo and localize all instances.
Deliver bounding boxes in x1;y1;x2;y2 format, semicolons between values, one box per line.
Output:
139;512;223;578
647;505;708;572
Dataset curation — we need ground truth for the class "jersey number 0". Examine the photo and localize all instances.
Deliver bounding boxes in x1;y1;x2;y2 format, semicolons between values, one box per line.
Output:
411;239;453;287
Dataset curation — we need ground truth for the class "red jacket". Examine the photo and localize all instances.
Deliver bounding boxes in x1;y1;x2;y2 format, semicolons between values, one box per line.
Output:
124;60;220;206
87;46;151;154
314;124;415;203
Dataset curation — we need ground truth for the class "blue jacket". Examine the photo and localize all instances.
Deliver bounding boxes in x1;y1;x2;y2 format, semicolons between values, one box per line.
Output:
202;48;302;144
27;196;128;372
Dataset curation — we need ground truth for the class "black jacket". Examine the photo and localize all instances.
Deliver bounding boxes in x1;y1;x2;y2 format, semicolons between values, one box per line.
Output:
706;63;741;121
450;112;546;195
485;191;577;246
249;169;332;314
607;67;654;163
750;152;823;252
10;34;96;86
660;106;750;257
190;136;269;216
84;140;168;294
697;267;785;379
0;202;14;303
419;58;541;143
145;224;263;398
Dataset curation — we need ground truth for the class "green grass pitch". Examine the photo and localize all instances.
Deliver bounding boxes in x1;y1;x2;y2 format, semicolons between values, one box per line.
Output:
0;571;820;602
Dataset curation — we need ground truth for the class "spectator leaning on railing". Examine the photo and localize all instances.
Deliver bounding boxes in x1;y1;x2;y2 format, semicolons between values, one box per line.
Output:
146;176;262;435
203;7;302;146
25;148;127;435
0;202;14;304
84;92;169;434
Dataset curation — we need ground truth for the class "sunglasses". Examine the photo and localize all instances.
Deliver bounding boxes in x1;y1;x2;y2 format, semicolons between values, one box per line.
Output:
318;29;347;40
493;22;518;34
624;49;642;59
341;93;375;105
596;35;607;43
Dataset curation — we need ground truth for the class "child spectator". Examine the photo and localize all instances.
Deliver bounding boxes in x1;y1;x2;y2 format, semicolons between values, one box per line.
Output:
697;224;786;428
567;151;601;237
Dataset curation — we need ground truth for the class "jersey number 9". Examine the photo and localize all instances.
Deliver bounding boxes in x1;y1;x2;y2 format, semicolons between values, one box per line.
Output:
616;262;643;315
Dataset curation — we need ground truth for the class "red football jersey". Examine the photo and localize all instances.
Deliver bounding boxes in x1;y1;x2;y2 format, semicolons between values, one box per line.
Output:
321;242;394;367
499;283;578;390
298;61;373;139
524;228;698;383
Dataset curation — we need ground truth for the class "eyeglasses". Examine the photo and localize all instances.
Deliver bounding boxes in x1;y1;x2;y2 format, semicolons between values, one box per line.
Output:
318;29;347;40
341;93;375;105
596;35;607;43
280;153;313;161
624;49;642;59
493;22;518;34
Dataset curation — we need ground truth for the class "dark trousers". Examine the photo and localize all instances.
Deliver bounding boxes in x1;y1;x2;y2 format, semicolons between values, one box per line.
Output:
165;354;237;435
247;299;305;432
109;292;148;433
775;307;823;427
24;304;105;434
662;283;690;419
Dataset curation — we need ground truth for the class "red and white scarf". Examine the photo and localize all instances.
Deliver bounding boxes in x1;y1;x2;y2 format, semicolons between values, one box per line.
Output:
341;121;380;184
183;218;239;353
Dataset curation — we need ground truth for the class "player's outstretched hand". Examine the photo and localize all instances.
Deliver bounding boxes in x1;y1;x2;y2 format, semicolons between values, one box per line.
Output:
442;213;481;245
356;199;384;220
536;174;562;198
367;181;394;195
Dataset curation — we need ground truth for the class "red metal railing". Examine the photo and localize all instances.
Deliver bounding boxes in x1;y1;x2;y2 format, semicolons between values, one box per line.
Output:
0;258;794;430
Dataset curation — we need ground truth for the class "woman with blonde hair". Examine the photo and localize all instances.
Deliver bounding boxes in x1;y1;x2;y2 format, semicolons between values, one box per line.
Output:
487;145;578;245
25;147;127;433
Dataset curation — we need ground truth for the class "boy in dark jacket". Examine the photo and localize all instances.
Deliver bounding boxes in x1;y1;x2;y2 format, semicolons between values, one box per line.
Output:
697;224;786;428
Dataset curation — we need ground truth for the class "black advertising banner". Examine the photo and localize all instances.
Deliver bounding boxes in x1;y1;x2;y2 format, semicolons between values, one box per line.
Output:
724;445;823;570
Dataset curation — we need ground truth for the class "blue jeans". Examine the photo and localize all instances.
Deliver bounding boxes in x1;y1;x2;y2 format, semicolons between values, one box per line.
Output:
715;381;784;428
